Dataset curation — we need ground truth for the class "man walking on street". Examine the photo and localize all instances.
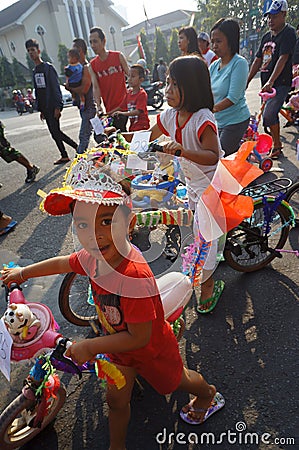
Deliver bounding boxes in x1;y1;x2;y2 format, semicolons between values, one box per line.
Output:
247;0;296;159
69;38;96;154
25;39;78;164
88;27;129;131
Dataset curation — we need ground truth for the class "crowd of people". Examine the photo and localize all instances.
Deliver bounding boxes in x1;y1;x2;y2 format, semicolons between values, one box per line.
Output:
1;0;298;448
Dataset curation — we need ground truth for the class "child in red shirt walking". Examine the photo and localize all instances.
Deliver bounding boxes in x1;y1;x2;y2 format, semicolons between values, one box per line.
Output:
112;64;150;131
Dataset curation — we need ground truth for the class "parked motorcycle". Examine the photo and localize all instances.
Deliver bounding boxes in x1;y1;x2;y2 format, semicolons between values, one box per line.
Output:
144;81;164;110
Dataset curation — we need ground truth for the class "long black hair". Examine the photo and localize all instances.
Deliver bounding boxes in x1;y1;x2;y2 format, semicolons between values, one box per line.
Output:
169;56;214;112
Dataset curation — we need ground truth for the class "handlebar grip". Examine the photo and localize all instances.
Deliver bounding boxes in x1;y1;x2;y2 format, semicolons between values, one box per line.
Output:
259;88;276;101
148;142;181;156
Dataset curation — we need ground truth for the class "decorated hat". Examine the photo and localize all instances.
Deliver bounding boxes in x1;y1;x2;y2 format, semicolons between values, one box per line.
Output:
41;151;132;216
264;0;288;16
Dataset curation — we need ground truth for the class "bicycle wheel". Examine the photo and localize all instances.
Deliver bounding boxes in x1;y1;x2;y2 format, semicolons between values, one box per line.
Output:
285;181;299;226
59;272;98;327
224;199;292;272
0;386;66;450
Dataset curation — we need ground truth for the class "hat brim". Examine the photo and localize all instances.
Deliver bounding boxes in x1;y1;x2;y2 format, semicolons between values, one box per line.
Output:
264;8;284;16
43;189;127;216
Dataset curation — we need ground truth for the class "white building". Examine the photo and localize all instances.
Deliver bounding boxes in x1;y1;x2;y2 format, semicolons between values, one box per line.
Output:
0;0;127;74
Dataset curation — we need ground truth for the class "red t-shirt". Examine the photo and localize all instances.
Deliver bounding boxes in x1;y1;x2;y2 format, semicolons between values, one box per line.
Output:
90;51;127;112
69;247;178;357
119;88;150;131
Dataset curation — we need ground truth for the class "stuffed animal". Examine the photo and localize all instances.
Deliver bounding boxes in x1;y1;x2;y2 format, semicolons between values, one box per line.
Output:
2;303;41;341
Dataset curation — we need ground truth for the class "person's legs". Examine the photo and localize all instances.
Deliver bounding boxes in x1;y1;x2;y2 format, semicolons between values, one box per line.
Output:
44;114;69;159
106;365;136;450
218;118;250;155
77;106;96;154
263;85;290;152
177;367;217;423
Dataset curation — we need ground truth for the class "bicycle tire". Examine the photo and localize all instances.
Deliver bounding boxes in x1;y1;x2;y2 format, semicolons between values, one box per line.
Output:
224;199;292;272
59;272;98;326
0;386;66;450
285;181;299;226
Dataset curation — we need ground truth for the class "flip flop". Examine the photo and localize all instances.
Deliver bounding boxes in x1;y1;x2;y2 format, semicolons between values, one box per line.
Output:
180;392;225;425
0;220;17;236
197;280;225;314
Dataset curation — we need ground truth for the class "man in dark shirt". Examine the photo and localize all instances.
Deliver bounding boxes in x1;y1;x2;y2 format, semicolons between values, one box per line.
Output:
247;0;296;158
25;39;78;164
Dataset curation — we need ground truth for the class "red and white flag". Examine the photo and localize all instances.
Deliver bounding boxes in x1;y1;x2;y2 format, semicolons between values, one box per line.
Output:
197;141;263;241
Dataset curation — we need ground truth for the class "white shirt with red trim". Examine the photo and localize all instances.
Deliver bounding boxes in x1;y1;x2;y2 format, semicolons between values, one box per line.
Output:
158;108;224;209
202;48;218;67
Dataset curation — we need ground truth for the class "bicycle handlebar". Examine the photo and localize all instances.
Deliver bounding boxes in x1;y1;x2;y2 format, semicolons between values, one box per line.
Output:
258;88;276;102
51;338;83;379
148;142;181;157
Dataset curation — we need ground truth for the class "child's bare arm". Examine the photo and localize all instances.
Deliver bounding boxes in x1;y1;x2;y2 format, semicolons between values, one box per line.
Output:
66;321;152;365
1;255;73;285
113;108;141;117
163;125;219;166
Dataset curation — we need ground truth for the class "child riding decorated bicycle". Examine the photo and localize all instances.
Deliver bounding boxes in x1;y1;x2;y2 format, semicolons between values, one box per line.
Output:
2;154;225;449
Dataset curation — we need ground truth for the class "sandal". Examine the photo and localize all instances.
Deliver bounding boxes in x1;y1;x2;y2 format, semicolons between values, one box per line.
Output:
180;392;225;425
270;147;283;159
0;220;17;236
197;280;225;314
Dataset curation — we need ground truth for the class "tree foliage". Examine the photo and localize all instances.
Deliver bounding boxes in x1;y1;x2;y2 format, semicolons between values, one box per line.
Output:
196;0;299;37
140;29;153;71
41;49;52;63
12;57;26;87
153;27;169;64
58;43;69;74
26;53;35;71
169;29;180;62
0;56;15;88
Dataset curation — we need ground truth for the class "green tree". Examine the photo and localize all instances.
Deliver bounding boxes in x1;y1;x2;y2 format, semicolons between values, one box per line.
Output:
153;27;169;64
58;43;69;74
41;49;52;63
169;29;180;62
26;53;35;71
0;56;15;87
140;29;153;71
12;57;26;87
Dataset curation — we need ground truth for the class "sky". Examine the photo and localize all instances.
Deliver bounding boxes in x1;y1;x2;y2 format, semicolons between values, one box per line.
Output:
0;0;198;27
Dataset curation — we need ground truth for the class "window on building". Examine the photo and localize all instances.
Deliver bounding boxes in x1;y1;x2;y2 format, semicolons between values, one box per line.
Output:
10;41;16;52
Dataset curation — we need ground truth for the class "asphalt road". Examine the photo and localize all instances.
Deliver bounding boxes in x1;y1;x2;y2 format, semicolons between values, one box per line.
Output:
0;77;298;450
